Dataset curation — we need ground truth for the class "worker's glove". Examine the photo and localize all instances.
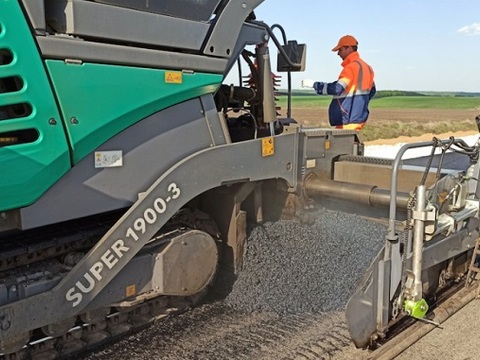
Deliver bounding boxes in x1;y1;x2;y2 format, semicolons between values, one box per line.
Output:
301;79;315;88
313;82;328;94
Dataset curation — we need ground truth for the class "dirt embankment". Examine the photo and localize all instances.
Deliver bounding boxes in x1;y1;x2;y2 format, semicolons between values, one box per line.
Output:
365;130;478;145
289;108;478;125
288;107;479;145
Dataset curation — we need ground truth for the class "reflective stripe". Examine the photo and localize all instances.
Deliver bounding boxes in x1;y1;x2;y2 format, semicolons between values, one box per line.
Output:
338;78;349;88
355;60;364;91
354;89;373;95
335;122;366;130
353;60;374;91
335;89;371;99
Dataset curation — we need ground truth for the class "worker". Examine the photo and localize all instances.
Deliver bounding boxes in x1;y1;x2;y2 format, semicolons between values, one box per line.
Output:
302;35;376;130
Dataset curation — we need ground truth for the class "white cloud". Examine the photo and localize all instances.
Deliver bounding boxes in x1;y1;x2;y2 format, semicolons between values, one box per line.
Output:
458;23;480;35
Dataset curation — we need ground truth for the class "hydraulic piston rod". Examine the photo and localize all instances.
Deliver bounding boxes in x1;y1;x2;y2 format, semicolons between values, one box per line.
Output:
305;177;410;208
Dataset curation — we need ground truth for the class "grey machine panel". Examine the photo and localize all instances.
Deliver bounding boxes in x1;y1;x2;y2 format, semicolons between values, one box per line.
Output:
224;22;269;77
36;0;267;73
202;0;265;57
0;127;300;339
36;36;228;73
45;0;210;51
19;95;228;230
94;0;223;22
20;0;46;34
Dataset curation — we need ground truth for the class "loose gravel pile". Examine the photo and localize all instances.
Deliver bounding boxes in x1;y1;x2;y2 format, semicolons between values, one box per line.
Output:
225;208;387;314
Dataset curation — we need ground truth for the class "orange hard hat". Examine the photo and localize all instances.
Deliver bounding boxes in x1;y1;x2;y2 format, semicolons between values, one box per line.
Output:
332;35;358;51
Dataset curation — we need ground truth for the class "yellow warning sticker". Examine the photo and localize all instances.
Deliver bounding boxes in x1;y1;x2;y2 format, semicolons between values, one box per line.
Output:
126;284;136;297
165;71;183;84
262;137;275;157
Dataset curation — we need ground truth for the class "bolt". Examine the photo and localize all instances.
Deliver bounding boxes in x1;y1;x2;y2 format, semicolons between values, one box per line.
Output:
242;2;247;8
48;118;57;125
70;117;78;125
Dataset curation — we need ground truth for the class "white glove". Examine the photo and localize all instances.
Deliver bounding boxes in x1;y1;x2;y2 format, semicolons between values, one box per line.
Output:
301;79;315;88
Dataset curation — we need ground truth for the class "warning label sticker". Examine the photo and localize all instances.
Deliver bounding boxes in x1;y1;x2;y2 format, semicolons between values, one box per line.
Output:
261;137;275;157
165;71;183;84
95;151;123;168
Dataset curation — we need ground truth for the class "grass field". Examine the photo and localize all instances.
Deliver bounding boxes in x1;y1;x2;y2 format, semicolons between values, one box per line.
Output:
277;95;480;109
276;95;480;141
371;96;480;109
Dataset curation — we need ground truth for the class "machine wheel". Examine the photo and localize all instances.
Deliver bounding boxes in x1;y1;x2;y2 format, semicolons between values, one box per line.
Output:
80;308;110;323
41;317;76;337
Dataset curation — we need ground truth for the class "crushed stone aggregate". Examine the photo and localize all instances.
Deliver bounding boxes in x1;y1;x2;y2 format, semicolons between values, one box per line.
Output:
225;208;388;314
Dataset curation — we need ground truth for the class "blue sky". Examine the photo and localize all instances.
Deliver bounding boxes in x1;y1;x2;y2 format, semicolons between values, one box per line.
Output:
241;0;480;92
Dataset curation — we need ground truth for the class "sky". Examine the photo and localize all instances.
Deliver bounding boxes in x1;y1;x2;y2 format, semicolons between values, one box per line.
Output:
229;0;480;92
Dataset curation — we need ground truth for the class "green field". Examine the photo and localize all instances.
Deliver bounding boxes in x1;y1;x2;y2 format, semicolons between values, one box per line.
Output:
276;93;480;141
277;94;480;110
371;96;480;109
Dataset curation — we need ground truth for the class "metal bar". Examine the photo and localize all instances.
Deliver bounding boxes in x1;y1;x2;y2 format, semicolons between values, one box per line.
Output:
305;178;410;208
412;185;426;300
387;138;469;242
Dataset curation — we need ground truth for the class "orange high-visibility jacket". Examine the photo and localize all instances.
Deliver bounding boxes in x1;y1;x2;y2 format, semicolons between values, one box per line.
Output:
314;52;376;126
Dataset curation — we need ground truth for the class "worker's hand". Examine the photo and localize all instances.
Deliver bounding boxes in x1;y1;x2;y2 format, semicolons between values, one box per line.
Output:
301;79;315;88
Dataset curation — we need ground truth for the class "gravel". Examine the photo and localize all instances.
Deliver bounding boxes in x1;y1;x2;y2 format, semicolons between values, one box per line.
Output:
225;208;387;314
84;208;388;359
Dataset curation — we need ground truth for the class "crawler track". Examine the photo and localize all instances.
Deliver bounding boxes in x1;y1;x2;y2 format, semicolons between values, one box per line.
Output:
1;272;477;359
0;293;206;360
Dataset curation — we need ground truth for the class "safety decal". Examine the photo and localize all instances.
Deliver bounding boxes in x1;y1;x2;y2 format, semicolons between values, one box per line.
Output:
165;71;183;84
95;151;123;168
261;137;275;157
